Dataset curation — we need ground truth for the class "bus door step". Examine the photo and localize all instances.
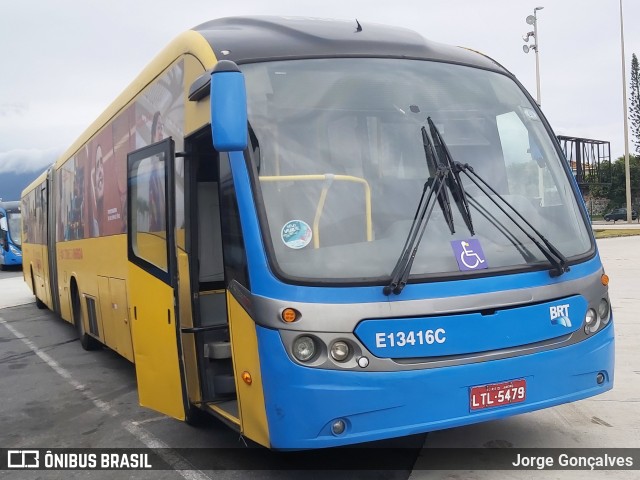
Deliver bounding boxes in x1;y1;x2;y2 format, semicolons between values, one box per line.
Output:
204;341;231;359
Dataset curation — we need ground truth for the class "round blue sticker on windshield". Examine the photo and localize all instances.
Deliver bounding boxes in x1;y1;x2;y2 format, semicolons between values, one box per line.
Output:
281;220;312;249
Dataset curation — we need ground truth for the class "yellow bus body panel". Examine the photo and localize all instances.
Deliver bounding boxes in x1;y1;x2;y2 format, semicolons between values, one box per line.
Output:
227;292;270;447
96;276;134;361
129;262;185;420
23;243;52;308
56;236;128;330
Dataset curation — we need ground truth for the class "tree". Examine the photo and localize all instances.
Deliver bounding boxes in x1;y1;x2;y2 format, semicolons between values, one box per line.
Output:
601;155;640;208
630;53;640;155
586;155;640;209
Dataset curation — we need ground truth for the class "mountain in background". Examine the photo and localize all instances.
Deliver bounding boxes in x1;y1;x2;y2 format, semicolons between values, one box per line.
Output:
0;170;41;202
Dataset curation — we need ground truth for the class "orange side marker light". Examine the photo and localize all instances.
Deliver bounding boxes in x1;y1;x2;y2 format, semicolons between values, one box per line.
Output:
281;308;298;323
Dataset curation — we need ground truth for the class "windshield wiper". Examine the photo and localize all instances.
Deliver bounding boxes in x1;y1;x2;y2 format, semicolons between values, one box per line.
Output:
466;194;537;263
456;162;570;277
383;164;450;295
422;125;455;234
384;118;568;296
428;117;475;235
383;125;455;296
383;124;472;296
426;118;569;277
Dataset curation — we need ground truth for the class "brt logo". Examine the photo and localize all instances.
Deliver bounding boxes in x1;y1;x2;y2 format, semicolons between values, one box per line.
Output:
549;304;572;327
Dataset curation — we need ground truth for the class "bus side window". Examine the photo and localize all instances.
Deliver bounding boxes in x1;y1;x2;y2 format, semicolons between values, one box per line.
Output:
130;153;169;274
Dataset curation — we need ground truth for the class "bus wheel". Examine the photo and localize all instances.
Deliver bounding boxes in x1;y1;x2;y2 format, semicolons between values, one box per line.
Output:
71;281;101;351
31;268;47;310
35;296;47;310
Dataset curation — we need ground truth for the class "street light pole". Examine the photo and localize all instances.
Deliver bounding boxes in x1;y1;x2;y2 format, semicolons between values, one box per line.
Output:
523;7;544;106
533;7;543;106
619;0;632;223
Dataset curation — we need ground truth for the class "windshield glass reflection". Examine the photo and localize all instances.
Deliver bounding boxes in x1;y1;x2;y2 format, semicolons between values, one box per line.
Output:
243;58;592;283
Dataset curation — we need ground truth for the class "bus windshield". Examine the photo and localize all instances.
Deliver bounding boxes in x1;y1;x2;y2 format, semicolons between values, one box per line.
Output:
243;58;592;283
7;211;22;247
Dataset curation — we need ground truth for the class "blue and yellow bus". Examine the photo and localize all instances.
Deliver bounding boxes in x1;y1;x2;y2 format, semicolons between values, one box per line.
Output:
0;200;22;269
21;16;614;449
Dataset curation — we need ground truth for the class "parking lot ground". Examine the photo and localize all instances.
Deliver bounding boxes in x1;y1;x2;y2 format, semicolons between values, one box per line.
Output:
0;268;31;308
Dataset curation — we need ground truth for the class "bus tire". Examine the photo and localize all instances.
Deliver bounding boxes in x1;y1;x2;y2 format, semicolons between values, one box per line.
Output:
71;280;101;351
31;268;47;310
35;296;47;310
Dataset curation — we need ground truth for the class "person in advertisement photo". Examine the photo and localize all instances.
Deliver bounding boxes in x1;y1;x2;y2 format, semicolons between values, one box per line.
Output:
88;117;129;237
66;153;86;241
89;144;105;237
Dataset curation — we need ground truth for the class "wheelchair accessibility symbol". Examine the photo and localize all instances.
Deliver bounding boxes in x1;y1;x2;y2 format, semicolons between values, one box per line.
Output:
451;239;488;271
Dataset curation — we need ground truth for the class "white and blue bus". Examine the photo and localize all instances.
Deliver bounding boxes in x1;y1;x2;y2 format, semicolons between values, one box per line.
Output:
22;17;614;449
0;201;22;269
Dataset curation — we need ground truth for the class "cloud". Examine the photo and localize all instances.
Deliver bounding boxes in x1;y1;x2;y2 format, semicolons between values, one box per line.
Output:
0;102;28;117
0;147;62;174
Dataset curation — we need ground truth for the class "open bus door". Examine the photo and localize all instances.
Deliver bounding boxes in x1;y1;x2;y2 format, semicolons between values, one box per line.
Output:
127;138;186;420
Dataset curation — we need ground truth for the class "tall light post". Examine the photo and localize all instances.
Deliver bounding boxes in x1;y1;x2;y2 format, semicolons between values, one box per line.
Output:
620;0;632;223
523;6;544;106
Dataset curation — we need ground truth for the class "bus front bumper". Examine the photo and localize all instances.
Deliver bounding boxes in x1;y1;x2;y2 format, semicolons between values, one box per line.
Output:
256;323;615;450
1;251;22;266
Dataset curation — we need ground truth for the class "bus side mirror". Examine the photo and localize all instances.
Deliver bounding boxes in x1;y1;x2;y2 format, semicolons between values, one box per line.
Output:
210;60;248;152
0;217;7;232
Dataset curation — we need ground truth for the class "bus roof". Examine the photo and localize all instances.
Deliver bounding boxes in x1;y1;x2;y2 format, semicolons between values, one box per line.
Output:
0;200;20;211
194;16;507;73
21;169;49;199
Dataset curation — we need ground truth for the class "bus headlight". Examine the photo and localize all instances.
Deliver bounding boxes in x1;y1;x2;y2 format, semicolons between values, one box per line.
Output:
584;308;600;334
330;341;350;362
9;245;21;255
598;298;610;325
293;336;316;362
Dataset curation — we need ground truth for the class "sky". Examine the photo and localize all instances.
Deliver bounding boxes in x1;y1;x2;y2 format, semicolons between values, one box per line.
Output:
1;0;639;176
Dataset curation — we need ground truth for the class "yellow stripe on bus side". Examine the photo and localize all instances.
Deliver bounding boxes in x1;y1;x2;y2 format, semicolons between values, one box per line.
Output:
227;292;270;448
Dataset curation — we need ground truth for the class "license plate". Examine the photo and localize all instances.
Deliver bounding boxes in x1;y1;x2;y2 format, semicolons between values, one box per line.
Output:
470;379;526;410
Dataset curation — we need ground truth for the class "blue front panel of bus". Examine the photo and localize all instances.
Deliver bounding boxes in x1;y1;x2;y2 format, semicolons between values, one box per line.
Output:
256;322;614;450
354;295;586;358
0;246;22;266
